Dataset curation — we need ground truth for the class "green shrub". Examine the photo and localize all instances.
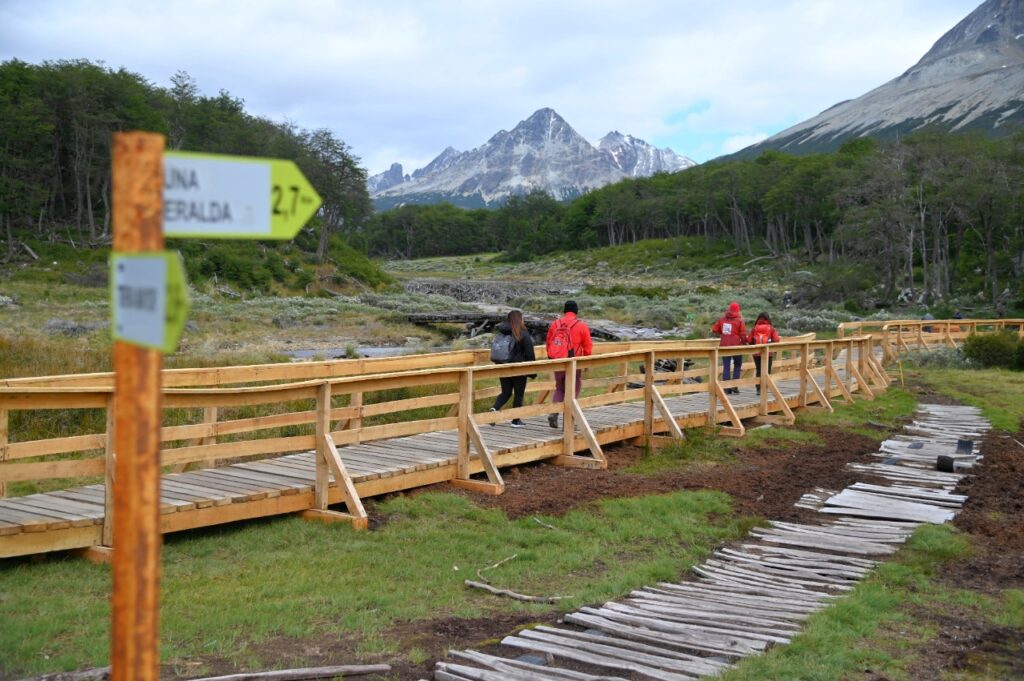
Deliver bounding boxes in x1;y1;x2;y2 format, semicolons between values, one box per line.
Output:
962;331;1021;370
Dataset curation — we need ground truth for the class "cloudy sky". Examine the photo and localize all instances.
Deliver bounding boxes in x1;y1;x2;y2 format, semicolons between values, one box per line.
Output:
1;0;980;175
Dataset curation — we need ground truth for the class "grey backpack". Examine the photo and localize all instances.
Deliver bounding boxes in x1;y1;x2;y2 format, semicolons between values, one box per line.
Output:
490;333;515;363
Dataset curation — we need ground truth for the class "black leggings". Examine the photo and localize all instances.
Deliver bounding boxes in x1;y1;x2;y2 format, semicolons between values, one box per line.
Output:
753;354;774;378
493;376;527;410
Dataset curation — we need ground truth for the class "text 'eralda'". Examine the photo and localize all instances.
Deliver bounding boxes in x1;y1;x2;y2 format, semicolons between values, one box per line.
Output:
164;166;234;224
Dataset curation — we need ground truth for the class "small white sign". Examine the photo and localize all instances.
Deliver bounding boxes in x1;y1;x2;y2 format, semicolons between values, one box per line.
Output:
113;256;167;348
164;154;270;236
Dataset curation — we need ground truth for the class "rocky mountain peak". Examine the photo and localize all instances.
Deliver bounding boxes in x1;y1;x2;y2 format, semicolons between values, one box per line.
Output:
918;0;1024;67
368;108;693;209
731;0;1024;158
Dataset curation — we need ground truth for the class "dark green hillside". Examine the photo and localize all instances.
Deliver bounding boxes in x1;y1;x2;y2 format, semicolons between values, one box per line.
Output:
0;59;389;293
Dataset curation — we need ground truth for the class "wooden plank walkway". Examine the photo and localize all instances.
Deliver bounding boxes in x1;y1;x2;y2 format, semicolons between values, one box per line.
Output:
435;405;989;680
0;368;837;558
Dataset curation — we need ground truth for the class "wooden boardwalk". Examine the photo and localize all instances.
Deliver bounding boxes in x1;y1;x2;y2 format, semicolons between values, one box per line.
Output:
0;370;846;559
2;317;1017;560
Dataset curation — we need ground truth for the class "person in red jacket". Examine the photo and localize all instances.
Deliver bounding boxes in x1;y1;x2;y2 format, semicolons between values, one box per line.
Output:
747;312;781;395
545;300;593;428
711;301;746;394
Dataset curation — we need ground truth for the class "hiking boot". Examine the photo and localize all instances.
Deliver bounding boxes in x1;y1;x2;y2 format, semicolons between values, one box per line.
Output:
510;419;525;428
548;413;559;428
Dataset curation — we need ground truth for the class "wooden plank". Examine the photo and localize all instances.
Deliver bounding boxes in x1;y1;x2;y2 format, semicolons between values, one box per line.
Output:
0;498;95;527
530;626;730;675
322;434;367;526
0;457;105;484
6;433;106;460
518;628;719;676
564;610;748;658
500;634;697;681
451;649;633;681
8;493;105;520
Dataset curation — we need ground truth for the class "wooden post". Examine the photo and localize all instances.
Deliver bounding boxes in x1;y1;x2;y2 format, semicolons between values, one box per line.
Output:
457;369;472;480
562;359;576;457
845;339;855;394
314;381;331;510
758;346;768;415
643;352;655;441
199;406;217;468
349;391;363;432
110;131;164;681
823;344;833;396
798;342;808;409
0;408;7;499
102;397;115;546
707;349;719;427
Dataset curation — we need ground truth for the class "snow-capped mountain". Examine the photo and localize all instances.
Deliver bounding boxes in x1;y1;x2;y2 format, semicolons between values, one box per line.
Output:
369;108;694;208
735;0;1024;158
598;131;693;177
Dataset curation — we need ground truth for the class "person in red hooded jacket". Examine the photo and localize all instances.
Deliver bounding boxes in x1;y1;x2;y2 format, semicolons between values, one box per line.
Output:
711;301;746;394
746;312;781;395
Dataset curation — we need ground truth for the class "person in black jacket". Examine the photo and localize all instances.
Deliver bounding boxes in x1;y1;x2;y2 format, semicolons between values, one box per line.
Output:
490;309;536;427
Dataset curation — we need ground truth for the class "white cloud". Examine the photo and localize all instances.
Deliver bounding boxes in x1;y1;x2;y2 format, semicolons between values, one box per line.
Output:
0;0;981;172
721;133;770;155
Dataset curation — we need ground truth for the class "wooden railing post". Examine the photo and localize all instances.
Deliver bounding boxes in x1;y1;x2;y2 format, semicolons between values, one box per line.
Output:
758;346;769;415
562;359;576;457
846;339;855;393
350;391;363;431
823;343;833;396
708;349;719;427
643;351;655;440
103;397;115;546
314;381;331;510
458;369;472;480
0;408;7;499
798;342;808;408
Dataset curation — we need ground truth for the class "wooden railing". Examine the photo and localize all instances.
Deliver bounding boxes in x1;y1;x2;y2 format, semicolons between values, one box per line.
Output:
0;335;892;520
838;318;1024;362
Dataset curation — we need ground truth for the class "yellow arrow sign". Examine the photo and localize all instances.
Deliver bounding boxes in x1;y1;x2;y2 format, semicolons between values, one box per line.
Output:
111;251;191;353
163;151;322;239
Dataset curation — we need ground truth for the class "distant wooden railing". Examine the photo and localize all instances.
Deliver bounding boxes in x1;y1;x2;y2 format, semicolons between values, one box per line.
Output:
0;335;892;515
838;318;1024;362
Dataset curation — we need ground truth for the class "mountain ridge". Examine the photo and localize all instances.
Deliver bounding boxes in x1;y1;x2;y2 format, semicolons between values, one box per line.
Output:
369;108;694;208
731;0;1024;159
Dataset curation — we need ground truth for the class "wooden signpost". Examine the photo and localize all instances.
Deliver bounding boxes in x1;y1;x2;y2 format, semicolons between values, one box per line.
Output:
109;133;322;680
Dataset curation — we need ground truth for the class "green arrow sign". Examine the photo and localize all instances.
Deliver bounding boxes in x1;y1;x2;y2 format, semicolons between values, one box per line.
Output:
163;151;322;239
111;251;191;353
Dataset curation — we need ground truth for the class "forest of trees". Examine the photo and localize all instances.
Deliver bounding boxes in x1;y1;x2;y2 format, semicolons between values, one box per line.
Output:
2;59;1022;307
0;58;371;280
364;134;1024;309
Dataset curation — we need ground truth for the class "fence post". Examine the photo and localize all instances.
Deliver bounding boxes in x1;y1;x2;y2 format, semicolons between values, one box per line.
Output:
846;339;855;394
458;369;472;479
103;397;115;546
562;359;576;457
708;349;719;427
314;381;331;510
823;343;834;397
643;351;654;440
799;342;808;408
200;407;217;469
758;346;769;414
0;408;7;499
350;391;363;431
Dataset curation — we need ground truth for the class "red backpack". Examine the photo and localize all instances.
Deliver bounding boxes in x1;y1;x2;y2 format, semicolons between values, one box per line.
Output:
548;318;579;359
751;325;774;345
